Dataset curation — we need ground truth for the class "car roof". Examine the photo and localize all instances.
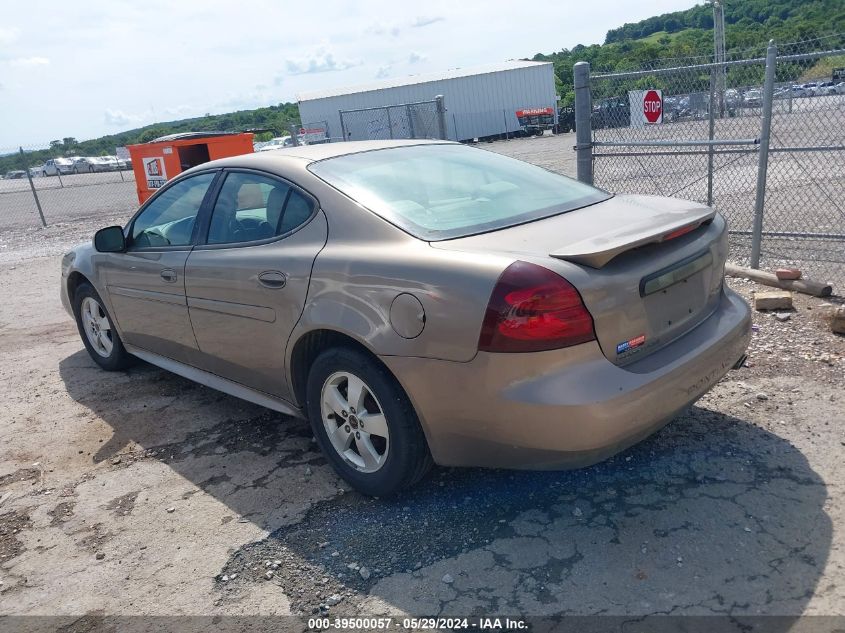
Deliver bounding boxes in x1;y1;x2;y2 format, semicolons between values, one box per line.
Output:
203;139;456;171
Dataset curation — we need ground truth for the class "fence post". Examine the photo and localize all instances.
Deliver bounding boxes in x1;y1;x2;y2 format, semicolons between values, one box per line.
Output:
406;104;416;138
434;95;447;140
288;124;300;146
750;41;777;269
20;147;47;228
573;61;593;185
340;111;348;141
386;107;394;139
707;69;717;207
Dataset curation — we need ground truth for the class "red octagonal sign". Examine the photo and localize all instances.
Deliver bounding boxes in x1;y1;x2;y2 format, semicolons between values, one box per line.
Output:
643;90;662;124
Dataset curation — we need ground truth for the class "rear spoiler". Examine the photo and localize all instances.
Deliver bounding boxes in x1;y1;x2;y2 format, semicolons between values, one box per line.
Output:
549;208;716;268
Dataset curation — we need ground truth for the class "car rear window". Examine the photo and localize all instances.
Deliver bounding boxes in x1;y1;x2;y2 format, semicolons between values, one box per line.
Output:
308;144;610;240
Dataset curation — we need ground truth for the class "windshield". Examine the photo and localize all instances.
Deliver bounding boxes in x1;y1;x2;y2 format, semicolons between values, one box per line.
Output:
308;144;610;240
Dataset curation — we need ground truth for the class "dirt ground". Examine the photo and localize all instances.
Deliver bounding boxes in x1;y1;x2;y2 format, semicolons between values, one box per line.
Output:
0;137;844;626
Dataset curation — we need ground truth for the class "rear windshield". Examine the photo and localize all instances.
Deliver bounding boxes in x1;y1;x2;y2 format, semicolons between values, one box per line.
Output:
308;144;610;240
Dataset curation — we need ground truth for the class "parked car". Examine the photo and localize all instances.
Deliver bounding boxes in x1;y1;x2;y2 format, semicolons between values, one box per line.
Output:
591;96;630;129
41;158;75;176
4;170;26;179
835;82;845;95
743;89;762;107
105;155;130;170
29;167;41;178
814;81;837;96
72;157;114;173
61;140;751;496
790;85;808;97
255;136;296;152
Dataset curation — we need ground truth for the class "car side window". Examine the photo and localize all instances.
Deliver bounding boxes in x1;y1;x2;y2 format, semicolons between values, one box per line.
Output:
206;172;314;245
130;172;215;248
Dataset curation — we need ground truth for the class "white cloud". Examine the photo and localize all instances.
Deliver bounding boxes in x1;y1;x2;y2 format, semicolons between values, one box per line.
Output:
411;16;445;28
366;21;401;37
408;51;427;64
375;65;392;79
284;46;361;75
8;56;50;67
0;26;20;45
162;104;194;118
104;109;142;126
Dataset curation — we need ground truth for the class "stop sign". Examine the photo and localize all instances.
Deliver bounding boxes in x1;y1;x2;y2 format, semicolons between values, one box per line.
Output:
643;90;662;124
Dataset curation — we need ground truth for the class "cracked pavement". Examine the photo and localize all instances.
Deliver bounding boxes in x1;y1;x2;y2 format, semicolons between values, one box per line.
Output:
0;136;843;622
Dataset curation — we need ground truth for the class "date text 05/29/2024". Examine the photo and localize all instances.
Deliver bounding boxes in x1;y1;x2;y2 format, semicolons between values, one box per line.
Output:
307;616;528;630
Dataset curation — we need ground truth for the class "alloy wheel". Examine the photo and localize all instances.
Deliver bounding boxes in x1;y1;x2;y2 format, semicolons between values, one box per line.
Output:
320;371;390;473
80;297;113;358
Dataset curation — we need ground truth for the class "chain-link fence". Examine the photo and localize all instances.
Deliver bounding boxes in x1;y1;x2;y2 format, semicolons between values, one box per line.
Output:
339;97;447;141
575;35;845;289
0;145;139;233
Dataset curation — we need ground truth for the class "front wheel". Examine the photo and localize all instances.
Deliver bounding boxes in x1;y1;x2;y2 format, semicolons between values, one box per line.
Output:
306;347;432;496
73;283;133;371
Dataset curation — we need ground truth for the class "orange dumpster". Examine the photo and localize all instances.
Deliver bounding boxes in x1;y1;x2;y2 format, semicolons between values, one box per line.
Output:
127;131;254;204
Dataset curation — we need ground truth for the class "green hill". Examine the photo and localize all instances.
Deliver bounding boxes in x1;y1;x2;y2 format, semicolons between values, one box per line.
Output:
535;0;845;106
3;103;299;176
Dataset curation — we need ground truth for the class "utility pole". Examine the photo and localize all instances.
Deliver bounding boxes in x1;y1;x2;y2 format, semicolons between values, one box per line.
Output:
711;0;727;117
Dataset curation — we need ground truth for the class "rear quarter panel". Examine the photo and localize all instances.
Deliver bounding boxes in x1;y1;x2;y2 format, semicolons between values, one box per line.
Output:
298;239;510;361
285;168;512;363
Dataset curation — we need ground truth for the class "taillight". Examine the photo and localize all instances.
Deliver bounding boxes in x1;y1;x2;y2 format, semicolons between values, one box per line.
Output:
478;261;596;353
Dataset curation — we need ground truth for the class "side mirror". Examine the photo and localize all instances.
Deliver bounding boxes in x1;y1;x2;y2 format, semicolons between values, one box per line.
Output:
94;226;126;253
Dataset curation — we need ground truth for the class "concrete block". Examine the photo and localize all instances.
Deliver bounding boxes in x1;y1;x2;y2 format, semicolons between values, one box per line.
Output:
832;306;845;335
754;290;793;311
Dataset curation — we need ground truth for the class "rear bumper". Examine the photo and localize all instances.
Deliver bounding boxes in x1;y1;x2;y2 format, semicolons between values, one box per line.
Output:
382;286;751;469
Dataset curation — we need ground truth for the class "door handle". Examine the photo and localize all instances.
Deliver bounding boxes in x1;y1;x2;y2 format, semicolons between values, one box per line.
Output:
258;270;287;289
160;268;177;283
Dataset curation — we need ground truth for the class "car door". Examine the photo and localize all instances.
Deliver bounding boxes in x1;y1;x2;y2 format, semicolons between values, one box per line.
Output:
184;169;327;399
102;170;218;364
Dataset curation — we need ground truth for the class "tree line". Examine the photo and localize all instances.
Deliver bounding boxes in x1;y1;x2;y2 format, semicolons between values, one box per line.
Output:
535;0;845;107
2;103;300;175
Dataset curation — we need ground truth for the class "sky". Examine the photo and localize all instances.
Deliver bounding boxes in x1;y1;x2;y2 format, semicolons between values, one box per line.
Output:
0;0;698;148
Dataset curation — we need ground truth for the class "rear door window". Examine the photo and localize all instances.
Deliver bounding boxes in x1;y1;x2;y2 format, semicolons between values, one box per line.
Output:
206;172;314;245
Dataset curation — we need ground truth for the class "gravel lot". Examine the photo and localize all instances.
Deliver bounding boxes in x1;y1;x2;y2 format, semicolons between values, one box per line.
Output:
0;137;843;625
0;171;138;233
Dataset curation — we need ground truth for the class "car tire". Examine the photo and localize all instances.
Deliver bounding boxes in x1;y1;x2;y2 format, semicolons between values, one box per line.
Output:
306;347;432;496
73;283;133;371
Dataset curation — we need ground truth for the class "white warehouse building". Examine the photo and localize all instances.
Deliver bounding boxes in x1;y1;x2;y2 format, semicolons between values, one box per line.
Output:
296;60;557;143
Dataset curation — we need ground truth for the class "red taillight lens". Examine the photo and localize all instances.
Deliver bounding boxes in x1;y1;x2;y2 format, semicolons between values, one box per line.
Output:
478;261;596;353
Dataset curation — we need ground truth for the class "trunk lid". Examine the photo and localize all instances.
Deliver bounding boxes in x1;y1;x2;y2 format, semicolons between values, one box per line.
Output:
434;194;728;365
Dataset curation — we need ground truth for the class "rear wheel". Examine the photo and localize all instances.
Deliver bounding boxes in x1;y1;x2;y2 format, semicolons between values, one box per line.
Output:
306;347;432;496
73;283;133;371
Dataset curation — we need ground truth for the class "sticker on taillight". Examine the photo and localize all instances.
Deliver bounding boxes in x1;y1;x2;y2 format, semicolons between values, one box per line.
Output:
616;334;646;355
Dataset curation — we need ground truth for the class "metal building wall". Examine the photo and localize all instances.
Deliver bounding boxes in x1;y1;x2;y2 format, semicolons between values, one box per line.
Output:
297;63;556;142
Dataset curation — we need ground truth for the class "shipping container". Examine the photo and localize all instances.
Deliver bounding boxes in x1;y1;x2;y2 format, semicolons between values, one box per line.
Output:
297;60;556;143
